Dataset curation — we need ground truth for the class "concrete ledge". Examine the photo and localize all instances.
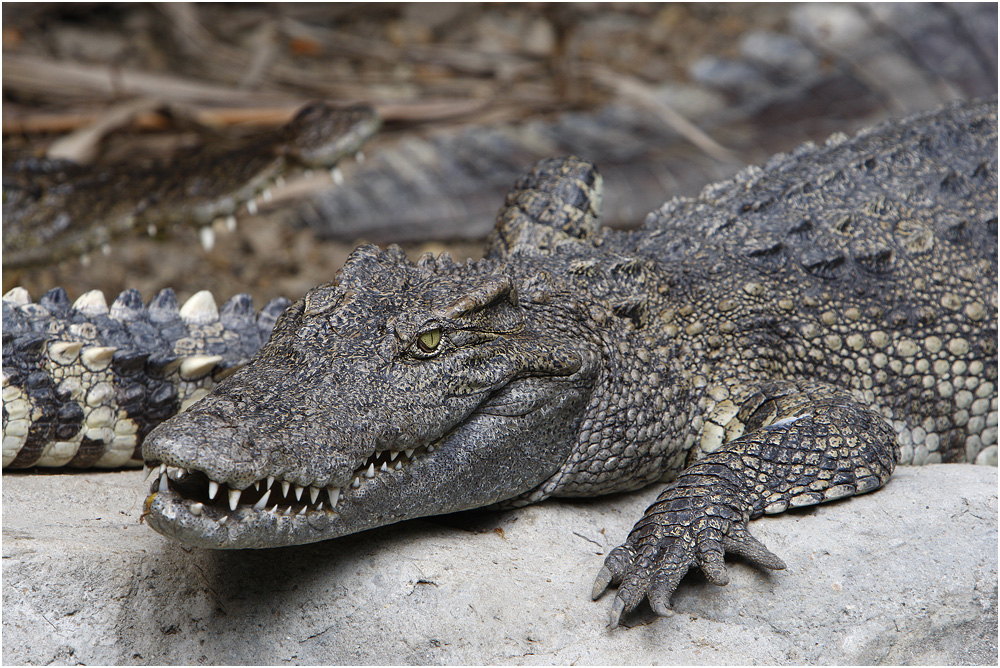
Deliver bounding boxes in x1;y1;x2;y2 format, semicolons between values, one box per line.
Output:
2;465;996;664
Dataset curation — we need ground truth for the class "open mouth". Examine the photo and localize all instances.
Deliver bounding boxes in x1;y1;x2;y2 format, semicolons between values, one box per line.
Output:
145;443;437;522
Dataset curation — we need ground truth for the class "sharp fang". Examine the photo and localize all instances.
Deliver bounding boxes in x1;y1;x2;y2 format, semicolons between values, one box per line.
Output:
316;502;324;511
394;460;403;471
281;481;290;497
225;215;237;232
148;224;157;237
331;167;344;185
294;485;304;501
208;480;219;500
253;489;272;511
144;466;155;481
405;449;414;458
262;188;273;203
309;486;320;504
380;462;389;473
228;488;241;511
246;199;258;216
351;477;361;489
298;506;308;515
190;502;204;516
327;487;341;507
254;480;261;491
365;462;375;478
158;474;168;493
157;463;167;478
218;516;228;525
200;226;215;251
390;450;400;461
267;475;275;489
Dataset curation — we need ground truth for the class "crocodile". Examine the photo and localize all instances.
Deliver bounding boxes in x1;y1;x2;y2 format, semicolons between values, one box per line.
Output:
3;99;996;625
3;102;379;269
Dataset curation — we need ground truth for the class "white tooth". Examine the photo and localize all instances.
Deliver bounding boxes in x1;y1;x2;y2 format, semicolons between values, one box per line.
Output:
49;341;83;365
179;354;223;380
355;150;365;163
316;502;324;511
3;287;31;305
254;480;261;491
101;243;111;256
158;463;167;478
81;346;116;371
225;215;237;232
80;253;91;266
144;466;155;481
158;473;168;492
73;289;108;315
294;485;304;501
351;477;361;489
404;449;414;458
168;466;184;480
327;487;341;507
179;290;219;324
309;487;320;505
262;188;273;203
281;481;290;497
218;516;228;525
331;167;344;185
283;506;293;516
246;198;258;216
199;226;215;251
267;475;275;489
390;450;400;461
365;462;375;478
229;488;241;511
298;506;308;515
380;462;388;473
394;460;403;471
275;175;286;188
253;489;272;511
208;480;219;500
148;224;157;237
190;502;203;516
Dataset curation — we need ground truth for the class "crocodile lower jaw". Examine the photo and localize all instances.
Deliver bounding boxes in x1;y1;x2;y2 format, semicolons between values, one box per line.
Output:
142;444;435;549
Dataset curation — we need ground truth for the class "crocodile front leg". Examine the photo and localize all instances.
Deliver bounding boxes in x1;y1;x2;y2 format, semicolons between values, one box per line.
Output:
592;381;898;627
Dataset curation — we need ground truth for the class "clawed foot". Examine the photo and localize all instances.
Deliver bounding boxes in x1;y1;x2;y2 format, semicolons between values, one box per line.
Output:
592;486;786;627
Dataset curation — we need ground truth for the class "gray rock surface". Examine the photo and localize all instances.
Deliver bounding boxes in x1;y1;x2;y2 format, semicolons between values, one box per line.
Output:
2;465;996;665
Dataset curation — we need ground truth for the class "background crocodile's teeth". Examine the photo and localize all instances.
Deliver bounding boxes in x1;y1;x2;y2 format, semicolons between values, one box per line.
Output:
147;224;157;237
49;341;83;365
246;199;258;216
225;215;237;232
199;226;215;251
261;187;273;203
228;488;241;511
81;346;115;371
179;290;219;324
354;150;365;163
330;167;344;184
3;287;32;305
253;489;272;510
208;480;219;500
179;355;223;380
327;487;340;507
73;290;108;315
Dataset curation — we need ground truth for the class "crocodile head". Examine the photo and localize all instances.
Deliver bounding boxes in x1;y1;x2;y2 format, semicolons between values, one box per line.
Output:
142;245;599;548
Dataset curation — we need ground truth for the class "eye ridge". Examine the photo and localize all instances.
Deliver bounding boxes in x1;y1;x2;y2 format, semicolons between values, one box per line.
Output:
416;328;441;353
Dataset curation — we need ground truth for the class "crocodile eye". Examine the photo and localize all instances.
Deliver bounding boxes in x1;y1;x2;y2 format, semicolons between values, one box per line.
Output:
417;328;441;353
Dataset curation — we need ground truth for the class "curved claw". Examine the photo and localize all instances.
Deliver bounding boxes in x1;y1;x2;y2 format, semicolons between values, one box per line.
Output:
609;596;627;628
722;531;786;570
592;565;613;600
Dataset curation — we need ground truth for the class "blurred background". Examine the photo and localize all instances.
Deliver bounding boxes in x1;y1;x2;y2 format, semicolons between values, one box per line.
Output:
4;2;996;307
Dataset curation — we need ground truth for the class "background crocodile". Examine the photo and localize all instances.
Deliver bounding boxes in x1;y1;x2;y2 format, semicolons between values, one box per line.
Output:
125;99;995;627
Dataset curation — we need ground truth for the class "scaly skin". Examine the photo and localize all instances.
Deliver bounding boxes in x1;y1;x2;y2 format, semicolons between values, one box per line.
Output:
133;99;995;625
3;102;379;268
